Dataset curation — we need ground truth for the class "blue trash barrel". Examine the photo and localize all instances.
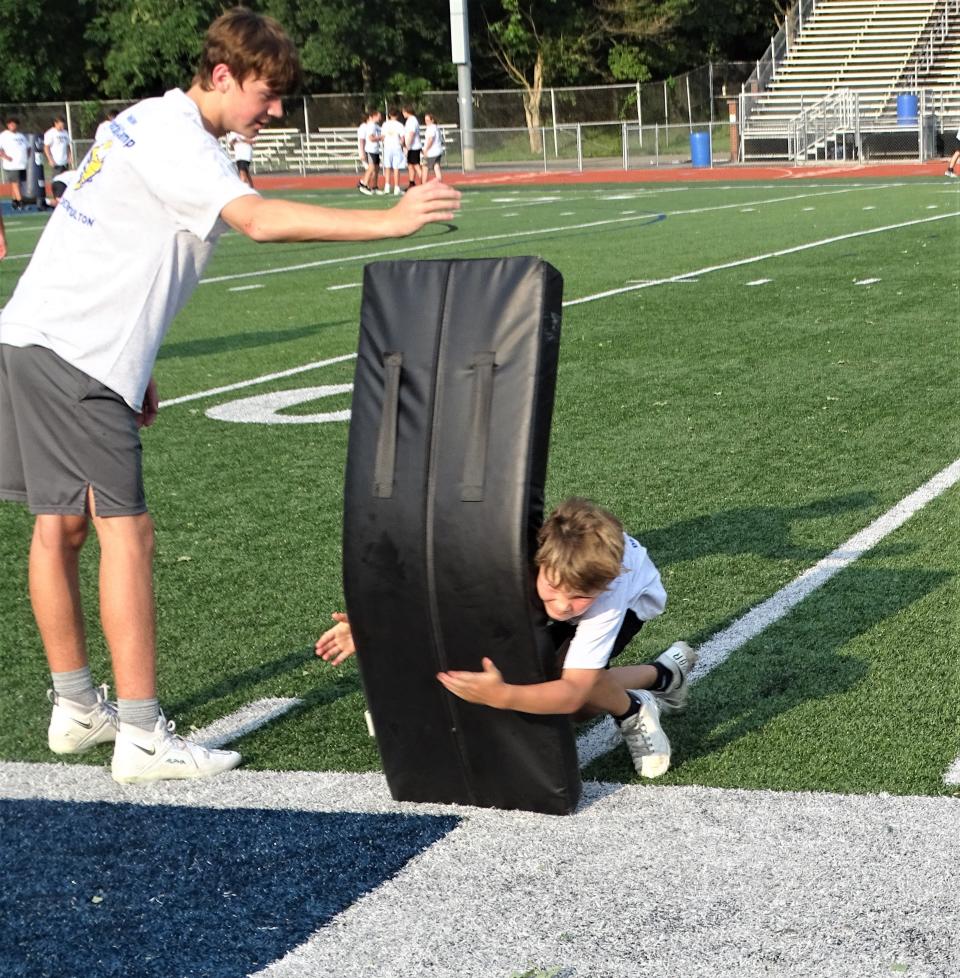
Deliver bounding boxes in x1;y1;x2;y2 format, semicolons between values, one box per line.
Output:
896;93;918;126
690;130;711;167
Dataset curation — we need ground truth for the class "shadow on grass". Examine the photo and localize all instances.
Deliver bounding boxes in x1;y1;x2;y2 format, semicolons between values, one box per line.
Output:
633;490;879;567
166;648;362;719
589;565;951;785
158;319;354;360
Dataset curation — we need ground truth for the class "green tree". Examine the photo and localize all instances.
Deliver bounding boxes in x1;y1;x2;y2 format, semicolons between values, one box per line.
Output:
86;0;219;98
480;0;600;151
0;0;95;101
263;0;456;99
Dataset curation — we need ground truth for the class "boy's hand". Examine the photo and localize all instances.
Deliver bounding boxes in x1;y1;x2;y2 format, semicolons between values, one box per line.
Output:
136;377;158;428
437;658;507;708
315;612;356;665
387;181;460;237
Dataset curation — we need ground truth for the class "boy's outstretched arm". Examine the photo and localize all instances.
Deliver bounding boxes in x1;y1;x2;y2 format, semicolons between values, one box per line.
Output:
221;180;459;243
315;612;356;665
437;660;599;715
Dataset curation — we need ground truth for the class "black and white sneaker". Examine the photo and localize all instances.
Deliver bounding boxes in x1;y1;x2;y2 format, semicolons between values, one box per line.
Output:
651;641;698;713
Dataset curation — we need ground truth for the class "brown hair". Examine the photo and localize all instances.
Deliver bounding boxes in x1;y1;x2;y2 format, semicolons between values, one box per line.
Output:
194;7;301;95
535;498;624;594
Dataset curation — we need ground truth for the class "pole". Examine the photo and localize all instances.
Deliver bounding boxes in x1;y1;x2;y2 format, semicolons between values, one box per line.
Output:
636;80;643;148
551;87;558;156
450;0;476;171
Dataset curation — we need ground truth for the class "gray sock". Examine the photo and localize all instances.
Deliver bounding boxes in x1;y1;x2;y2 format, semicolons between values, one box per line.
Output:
117;698;160;732
51;667;98;707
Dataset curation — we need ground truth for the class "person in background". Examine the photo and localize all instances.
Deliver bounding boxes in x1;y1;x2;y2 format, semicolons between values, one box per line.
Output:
0;118;29;211
43;116;73;176
402;105;422;189
227;130;255;186
422;112;445;182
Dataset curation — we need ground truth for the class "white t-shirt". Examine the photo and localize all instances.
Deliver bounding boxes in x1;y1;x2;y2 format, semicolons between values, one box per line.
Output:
403;115;422;151
0;129;29;170
381;119;405;153
51;168;78;188
364;122;381;154
356;122;367;152
424;123;443;158
44;127;72;166
560;533;667;671
0;88;256;411
227;132;253;163
95;119;115;144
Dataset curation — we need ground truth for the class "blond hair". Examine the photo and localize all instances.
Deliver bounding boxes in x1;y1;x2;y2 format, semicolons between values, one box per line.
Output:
535;498;624;593
194;7;301;95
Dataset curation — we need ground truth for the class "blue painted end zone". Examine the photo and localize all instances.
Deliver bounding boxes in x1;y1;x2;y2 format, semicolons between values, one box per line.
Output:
0;799;459;978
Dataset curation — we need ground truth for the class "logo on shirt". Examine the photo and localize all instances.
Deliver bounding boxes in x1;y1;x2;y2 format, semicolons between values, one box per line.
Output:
75;142;111;189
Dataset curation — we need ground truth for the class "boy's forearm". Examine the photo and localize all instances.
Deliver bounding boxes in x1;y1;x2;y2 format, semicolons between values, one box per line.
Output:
500;678;588;715
228;198;403;243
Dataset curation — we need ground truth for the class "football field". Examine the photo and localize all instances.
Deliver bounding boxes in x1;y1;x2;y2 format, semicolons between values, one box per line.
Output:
1;176;959;977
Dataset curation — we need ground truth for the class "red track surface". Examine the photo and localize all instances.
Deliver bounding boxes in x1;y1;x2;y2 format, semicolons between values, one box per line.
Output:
2;161;947;200
258;160;949;191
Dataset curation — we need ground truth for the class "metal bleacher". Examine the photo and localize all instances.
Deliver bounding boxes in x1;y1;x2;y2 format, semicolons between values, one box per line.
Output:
741;0;960;160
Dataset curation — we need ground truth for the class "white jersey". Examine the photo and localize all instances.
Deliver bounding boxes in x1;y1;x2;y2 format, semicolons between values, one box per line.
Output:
560;533;667;671
404;115;422;151
0;129;29;169
0;88;256;411
44;127;72;166
381;119;405;153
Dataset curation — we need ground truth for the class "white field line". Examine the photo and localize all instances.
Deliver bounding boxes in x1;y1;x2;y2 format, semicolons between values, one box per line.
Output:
199;185;893;286
943;758;960;784
578;457;960;771
189;697;302;749
563;209;959;307
163;206;956;413
227;284;264;293
158;352;357;409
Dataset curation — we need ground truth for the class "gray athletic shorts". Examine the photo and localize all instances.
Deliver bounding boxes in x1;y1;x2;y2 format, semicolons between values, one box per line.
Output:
0;344;146;516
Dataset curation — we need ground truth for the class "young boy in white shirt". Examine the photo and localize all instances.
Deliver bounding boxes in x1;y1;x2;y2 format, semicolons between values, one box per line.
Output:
317;497;696;778
0;7;459;787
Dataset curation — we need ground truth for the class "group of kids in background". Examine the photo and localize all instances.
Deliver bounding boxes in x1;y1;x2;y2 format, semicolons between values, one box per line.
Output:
0;5;695;794
356;105;446;195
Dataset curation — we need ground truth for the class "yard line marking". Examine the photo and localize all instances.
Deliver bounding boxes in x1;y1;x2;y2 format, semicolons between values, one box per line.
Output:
855;278;881;286
327;282;361;291
190;698;302;749
199;186;894;286
692;456;960;676
227;284;264;292
747;278;773;286
579;456;960;770
158;353;357;409
563;210;960;307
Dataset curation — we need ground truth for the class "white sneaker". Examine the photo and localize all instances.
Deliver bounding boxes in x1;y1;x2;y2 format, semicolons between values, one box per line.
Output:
383;183;391;193
946;169;957;178
111;713;241;784
394;187;403;196
48;684;118;754
618;690;670;778
652;641;699;713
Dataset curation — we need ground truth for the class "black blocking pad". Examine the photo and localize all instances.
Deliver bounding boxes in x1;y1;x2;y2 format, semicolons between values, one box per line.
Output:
343;257;581;815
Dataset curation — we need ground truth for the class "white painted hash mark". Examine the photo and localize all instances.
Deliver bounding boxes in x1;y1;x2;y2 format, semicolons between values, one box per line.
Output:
855;278;881;285
191;697;302;749
578;457;960;770
228;284;264;292
692;457;960;679
747;278;772;286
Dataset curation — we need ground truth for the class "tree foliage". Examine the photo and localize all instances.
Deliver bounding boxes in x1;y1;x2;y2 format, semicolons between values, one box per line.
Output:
0;0;782;103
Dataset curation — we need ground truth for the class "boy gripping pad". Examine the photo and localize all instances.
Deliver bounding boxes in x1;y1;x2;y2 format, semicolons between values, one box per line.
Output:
343;258;580;815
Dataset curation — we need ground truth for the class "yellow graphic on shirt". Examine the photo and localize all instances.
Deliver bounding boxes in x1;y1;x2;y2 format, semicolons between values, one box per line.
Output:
75;141;112;189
